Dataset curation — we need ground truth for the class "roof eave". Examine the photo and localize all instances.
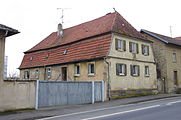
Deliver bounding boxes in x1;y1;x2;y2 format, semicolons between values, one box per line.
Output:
19;57;105;70
140;29;169;44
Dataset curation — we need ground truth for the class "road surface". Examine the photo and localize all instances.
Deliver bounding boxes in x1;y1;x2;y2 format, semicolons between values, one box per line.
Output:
39;97;181;120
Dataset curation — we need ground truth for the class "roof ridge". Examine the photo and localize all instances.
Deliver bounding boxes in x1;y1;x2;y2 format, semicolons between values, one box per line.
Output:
111;12;118;31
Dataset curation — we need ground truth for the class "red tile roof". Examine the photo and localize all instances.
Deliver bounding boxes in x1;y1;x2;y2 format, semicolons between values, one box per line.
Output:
20;12;147;69
26;12;146;53
19;34;111;69
175;37;181;40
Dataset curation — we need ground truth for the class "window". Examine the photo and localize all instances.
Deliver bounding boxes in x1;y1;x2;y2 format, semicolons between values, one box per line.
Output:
74;65;80;76
129;42;138;53
130;65;140;76
116;64;127;76
142;45;149;55
88;63;95;76
115;39;126;51
145;66;150;77
173;71;178;86
47;68;51;78
157;69;161;79
35;70;39;79
24;71;30;79
172;53;176;62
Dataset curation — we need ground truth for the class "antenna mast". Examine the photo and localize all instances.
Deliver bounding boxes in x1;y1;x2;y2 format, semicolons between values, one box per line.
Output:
57;8;70;25
170;26;173;38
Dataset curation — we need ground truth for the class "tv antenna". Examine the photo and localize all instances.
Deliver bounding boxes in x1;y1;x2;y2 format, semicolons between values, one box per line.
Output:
170;26;173;37
57;8;70;25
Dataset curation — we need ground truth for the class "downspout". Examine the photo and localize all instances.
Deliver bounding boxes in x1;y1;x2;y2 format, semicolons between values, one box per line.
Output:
44;65;46;80
104;57;111;101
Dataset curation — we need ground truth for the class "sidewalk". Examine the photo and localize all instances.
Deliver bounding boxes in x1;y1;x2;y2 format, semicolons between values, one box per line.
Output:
0;94;181;120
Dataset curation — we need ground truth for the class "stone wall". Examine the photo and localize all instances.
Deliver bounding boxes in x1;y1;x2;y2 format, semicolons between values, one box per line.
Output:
142;32;181;93
20;60;107;82
0;81;36;112
0;31;5;82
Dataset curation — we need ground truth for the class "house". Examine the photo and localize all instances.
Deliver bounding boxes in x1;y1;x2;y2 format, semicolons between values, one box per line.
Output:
175;37;181;40
0;24;19;82
19;12;157;98
141;29;181;93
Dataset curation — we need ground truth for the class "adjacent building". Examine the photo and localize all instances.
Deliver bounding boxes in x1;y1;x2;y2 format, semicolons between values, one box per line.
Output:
141;29;181;93
4;56;8;79
0;24;19;82
19;12;157;97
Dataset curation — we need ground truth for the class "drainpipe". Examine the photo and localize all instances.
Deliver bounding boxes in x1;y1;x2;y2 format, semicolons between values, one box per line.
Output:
44;65;46;80
104;57;111;101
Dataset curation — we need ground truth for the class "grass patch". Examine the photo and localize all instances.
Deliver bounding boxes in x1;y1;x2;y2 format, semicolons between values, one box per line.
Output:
112;92;155;100
0;108;34;115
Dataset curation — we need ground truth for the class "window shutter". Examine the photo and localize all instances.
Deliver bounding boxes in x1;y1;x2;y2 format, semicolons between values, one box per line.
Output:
136;43;139;53
123;40;126;51
138;66;140;76
130;65;133;76
115;39;118;50
116;64;120;75
124;64;127;76
147;46;149;55
142;45;144;54
129;42;132;52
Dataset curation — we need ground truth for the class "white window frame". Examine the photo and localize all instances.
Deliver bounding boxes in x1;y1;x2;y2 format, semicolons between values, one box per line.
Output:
35;70;39;79
130;42;138;53
74;65;80;76
116;39;126;51
47;68;51;78
142;45;149;55
116;64;126;76
131;65;139;76
172;53;176;62
24;71;30;79
145;66;150;77
88;63;95;76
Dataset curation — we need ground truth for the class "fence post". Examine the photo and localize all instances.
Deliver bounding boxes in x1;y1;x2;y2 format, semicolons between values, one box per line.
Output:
101;81;104;102
91;81;95;104
35;80;39;110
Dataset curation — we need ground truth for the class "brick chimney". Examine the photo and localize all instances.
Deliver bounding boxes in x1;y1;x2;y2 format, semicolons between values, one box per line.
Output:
57;23;63;38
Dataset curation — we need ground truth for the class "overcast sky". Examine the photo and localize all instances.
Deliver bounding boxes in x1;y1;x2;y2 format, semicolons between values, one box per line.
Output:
1;0;181;76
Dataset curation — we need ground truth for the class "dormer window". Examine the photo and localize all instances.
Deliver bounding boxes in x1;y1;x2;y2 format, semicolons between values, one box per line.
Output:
29;57;33;61
63;50;68;55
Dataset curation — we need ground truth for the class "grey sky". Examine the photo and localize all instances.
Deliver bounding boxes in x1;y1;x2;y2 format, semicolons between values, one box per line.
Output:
0;0;181;76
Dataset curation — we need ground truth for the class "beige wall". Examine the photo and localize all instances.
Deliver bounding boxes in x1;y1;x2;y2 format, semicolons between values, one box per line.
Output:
0;81;36;112
165;45;181;92
0;31;5;82
142;32;181;93
108;57;157;90
107;33;157;90
20;60;107;82
109;33;155;63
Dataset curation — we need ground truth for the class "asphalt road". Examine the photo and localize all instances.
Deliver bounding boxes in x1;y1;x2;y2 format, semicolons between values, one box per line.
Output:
40;97;181;120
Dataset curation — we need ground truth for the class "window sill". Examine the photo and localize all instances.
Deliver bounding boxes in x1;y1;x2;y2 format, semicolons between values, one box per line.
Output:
74;74;80;77
143;53;149;56
117;49;125;52
132;74;139;77
88;73;95;76
145;75;150;77
118;73;126;76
